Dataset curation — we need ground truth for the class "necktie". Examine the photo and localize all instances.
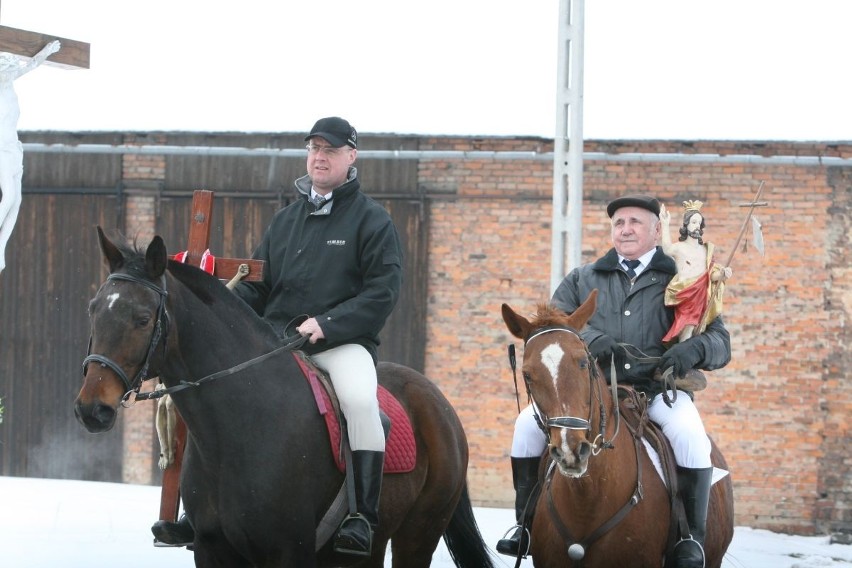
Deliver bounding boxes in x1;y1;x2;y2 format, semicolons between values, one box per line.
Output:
310;195;326;210
623;259;641;279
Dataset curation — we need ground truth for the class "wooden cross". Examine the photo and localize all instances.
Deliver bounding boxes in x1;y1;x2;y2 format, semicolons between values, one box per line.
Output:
159;189;264;523
0;25;90;69
180;190;264;283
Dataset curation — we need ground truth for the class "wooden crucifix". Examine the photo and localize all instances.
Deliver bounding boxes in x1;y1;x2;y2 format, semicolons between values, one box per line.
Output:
159;189;265;524
0;23;89;273
0;25;90;69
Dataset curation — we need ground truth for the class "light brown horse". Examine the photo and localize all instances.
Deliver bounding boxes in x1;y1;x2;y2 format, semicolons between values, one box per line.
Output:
501;290;734;567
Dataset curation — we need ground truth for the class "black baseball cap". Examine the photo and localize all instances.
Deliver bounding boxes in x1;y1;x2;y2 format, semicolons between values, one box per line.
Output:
606;194;661;218
304;116;357;148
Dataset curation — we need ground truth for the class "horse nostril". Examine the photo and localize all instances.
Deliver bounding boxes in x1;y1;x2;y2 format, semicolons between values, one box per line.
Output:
92;403;116;425
74;401;117;431
576;441;592;462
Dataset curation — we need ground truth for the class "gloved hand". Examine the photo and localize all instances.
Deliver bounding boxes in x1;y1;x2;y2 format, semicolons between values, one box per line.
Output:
658;338;705;379
588;335;623;362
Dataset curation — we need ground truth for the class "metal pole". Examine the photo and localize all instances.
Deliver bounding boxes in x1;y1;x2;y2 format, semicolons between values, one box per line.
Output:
551;0;585;295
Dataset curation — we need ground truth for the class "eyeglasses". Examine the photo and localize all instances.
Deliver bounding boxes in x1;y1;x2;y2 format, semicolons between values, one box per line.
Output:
306;144;347;156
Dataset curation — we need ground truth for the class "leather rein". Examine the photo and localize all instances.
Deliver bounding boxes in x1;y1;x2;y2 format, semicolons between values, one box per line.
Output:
82;272;307;407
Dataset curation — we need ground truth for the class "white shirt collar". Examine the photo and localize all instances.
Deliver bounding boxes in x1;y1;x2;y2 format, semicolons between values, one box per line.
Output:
618;249;656;277
310;188;332;201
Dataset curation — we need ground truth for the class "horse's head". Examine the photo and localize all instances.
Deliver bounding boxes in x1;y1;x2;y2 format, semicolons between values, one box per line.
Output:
74;227;170;433
502;290;603;478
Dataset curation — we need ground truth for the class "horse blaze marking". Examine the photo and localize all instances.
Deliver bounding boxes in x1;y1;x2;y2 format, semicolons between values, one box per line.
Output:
107;293;119;309
540;342;564;389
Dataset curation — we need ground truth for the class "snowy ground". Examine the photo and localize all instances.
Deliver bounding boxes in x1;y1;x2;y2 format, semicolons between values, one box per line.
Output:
3;476;851;568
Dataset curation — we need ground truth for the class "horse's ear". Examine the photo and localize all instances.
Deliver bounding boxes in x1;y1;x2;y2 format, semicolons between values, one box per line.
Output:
502;303;531;340
97;226;125;273
567;289;598;329
145;236;168;279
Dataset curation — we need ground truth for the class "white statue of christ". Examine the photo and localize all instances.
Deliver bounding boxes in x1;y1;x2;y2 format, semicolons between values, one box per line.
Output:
0;40;61;273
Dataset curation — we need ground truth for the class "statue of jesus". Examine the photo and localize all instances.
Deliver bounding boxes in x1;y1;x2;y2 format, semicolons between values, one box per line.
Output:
659;200;733;343
0;40;61;273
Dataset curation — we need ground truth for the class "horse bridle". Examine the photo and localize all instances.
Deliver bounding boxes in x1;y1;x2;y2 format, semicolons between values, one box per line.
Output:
519;326;644;564
81;271;311;406
518;325;621;454
82;272;169;406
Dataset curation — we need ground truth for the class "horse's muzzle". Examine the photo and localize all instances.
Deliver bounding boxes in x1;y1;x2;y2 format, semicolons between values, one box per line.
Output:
550;438;591;478
74;399;117;432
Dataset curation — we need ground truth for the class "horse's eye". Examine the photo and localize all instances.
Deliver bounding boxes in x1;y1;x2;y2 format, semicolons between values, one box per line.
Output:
135;315;151;328
522;372;533;383
579;359;589;370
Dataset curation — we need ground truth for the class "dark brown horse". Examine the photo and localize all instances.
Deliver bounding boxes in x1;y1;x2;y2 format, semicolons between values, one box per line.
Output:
501;290;734;568
74;228;496;568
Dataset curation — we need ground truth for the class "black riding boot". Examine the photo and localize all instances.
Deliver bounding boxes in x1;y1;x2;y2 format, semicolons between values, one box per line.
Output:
152;513;194;547
333;450;384;557
672;466;713;568
496;456;541;557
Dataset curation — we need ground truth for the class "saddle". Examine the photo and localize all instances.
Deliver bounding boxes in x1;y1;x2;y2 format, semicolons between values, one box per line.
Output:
292;352;416;473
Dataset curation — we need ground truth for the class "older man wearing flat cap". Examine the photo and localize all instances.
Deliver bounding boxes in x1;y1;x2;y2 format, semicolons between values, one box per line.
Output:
497;194;731;568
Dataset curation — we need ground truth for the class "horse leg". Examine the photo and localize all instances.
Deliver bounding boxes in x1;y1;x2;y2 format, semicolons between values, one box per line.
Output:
388;526;447;568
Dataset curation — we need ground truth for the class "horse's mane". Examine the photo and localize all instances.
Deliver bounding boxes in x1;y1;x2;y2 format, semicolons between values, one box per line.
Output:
111;238;152;278
165;260;280;343
529;302;574;329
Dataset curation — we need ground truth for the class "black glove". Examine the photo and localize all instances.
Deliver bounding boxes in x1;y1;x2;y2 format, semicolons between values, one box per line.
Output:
588;335;623;362
658;338;705;379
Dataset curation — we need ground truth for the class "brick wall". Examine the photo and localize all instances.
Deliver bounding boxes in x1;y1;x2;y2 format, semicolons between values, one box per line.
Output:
419;137;851;537
115;133;851;536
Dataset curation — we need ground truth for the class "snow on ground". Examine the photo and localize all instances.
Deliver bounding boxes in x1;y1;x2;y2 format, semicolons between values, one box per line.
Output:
2;476;851;567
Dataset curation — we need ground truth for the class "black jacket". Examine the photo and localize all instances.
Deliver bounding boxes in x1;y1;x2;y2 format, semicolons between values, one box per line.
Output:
551;247;731;396
233;167;403;363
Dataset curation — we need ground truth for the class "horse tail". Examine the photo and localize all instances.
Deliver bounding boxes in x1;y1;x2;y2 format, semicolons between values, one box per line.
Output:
442;481;497;568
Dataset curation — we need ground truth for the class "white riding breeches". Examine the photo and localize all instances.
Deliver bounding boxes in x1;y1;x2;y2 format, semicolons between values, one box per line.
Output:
647;391;712;468
510;391;711;468
510;404;548;458
312;344;385;452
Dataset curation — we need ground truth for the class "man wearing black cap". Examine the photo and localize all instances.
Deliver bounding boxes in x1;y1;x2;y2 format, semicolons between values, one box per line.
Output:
153;117;403;557
497;195;731;568
246;116;401;557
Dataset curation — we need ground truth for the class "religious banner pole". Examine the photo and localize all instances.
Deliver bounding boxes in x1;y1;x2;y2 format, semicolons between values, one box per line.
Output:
697;182;769;335
724;181;767;269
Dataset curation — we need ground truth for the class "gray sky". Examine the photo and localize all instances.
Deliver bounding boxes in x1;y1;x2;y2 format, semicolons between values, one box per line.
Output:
3;0;850;140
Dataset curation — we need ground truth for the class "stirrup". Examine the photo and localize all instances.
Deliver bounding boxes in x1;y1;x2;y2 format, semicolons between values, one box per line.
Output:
333;513;373;557
496;524;530;558
151;516;194;548
672;536;705;568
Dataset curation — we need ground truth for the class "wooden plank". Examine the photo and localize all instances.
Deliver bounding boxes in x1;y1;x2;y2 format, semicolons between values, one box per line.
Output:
214;258;264;282
0;25;90;69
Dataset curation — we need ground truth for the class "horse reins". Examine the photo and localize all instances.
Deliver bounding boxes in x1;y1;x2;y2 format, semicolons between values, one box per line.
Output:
512;326;648;565
82;273;169;405
82;271;309;407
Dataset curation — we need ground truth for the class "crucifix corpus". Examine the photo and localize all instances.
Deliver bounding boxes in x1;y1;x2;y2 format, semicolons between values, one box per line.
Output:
158;189;265;525
0;24;89;273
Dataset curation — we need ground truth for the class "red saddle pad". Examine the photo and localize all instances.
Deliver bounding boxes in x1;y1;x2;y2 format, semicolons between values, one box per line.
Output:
293;353;416;473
